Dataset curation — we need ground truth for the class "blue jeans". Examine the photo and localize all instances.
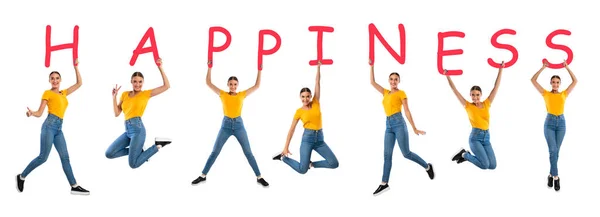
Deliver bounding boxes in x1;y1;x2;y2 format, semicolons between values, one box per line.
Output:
282;129;339;174
21;114;77;185
381;112;428;183
105;117;159;169
201;116;261;176
544;114;566;176
464;128;497;170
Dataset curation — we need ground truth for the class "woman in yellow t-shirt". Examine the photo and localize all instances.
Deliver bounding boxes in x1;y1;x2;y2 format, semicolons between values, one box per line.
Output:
272;61;339;174
192;60;269;187
531;60;577;192
17;59;89;195
105;59;172;169
447;62;505;170
369;60;434;196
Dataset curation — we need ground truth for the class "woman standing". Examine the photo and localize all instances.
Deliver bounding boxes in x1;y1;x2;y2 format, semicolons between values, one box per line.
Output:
448;62;505;171
272;61;339;174
105;58;172;169
17;59;90;195
531;60;577;192
191;61;269;187
369;60;434;196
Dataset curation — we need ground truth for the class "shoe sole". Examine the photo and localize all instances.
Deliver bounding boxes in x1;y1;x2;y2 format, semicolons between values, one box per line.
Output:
16;175;23;193
191;180;206;186
373;187;390;196
155;137;172;142
71;191;90;195
257;182;270;188
452;148;465;161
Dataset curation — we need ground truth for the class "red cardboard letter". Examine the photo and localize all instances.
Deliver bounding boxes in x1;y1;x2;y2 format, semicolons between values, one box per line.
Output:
208;27;232;68
488;29;518;68
257;30;281;70
45;25;79;67
368;24;406;65
308;26;334;66
543;29;573;69
130;27;160;66
437;31;465;75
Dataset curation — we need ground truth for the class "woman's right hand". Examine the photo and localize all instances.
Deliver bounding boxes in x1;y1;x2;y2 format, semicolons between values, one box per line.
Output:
543;60;549;68
25;107;33;117
281;148;291;157
112;84;121;97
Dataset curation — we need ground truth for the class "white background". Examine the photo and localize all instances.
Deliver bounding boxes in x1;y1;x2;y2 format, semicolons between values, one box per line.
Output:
1;0;598;216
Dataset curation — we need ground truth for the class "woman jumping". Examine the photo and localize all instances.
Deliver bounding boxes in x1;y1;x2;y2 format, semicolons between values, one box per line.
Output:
191;61;269;187
531;60;577;191
448;61;505;171
105;58;172;169
369;60;434;196
272;61;339;174
17;59;90;195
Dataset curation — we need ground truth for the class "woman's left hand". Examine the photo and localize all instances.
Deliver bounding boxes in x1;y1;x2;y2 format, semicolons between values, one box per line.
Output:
414;129;426;135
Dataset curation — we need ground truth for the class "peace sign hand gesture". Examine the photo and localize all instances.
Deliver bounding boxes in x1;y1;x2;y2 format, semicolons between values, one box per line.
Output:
112;84;121;97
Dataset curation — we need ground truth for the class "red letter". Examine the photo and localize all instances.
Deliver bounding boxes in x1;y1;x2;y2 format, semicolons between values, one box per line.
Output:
488;29;518;68
130;27;160;66
208;27;232;68
437;31;465;75
368;24;406;65
308;26;334;66
257;30;281;70
543;29;573;69
45;25;79;67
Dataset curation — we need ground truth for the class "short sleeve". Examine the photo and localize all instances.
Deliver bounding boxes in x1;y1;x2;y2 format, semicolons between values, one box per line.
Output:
240;90;247;98
143;90;152;98
293;109;302;120
562;90;568;98
383;89;390;96
484;98;491;107
542;89;550;96
312;98;319;105
219;90;226;97
41;90;51;101
399;90;407;100
61;89;68;96
120;91;127;102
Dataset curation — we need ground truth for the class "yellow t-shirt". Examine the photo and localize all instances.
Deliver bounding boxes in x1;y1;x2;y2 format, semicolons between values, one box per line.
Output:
294;98;322;130
465;98;491;130
543;90;567;116
42;89;68;119
120;90;152;120
220;90;246;118
382;89;407;116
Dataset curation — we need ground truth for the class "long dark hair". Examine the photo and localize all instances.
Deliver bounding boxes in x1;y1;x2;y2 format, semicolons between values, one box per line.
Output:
49;71;61;78
300;87;311;95
131;71;144;79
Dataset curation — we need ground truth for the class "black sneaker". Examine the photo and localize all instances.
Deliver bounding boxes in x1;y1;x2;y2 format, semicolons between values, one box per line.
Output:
457;154;468;164
426;163;434;180
191;175;206;185
272;154;282;161
547;175;553;188
257;178;269;187
554;178;560;191
71;186;90;195
16;174;24;193
373;184;389;196
155;137;172;147
452;148;466;162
